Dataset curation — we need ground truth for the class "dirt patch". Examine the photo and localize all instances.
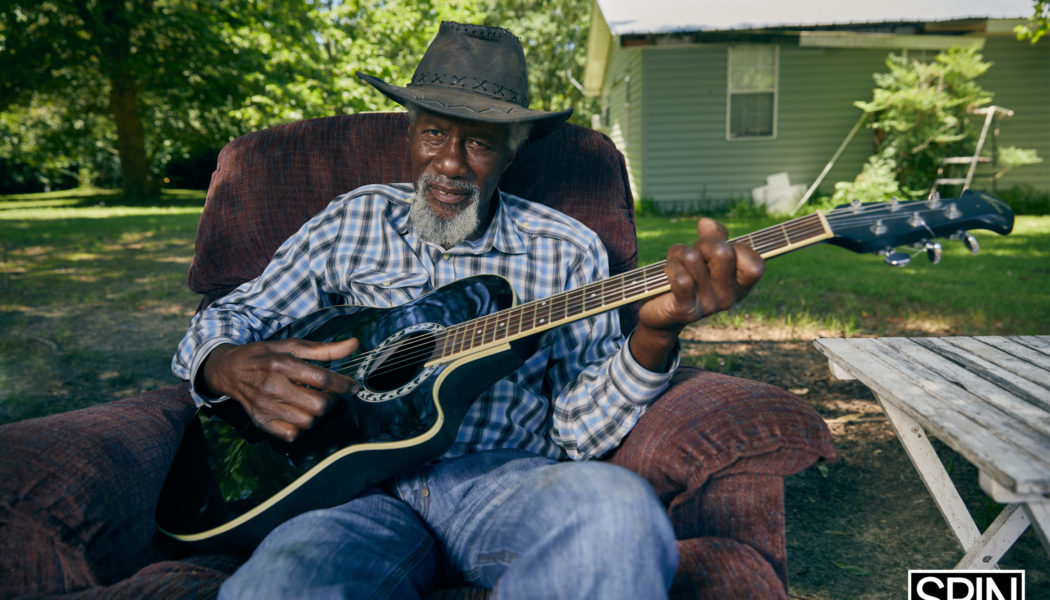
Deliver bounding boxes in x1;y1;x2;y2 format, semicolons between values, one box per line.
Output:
680;325;1049;599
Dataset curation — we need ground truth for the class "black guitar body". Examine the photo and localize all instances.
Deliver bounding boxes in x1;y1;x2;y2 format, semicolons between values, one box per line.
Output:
157;275;526;553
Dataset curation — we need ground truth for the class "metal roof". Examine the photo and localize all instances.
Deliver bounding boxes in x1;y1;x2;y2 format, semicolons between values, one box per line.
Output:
596;0;1033;35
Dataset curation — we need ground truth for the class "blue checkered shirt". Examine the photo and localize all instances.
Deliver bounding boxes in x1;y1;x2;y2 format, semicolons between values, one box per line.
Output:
172;183;678;460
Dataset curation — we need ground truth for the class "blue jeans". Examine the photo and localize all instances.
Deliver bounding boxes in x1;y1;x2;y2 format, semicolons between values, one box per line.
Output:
219;449;678;599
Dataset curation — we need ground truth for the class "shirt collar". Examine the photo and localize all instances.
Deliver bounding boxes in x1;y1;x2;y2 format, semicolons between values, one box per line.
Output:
467;190;529;255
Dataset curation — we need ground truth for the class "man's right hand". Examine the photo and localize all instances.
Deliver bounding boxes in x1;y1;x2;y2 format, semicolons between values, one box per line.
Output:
199;338;360;442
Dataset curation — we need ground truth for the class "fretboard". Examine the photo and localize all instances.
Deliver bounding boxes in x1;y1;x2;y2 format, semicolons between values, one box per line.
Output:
430;211;832;363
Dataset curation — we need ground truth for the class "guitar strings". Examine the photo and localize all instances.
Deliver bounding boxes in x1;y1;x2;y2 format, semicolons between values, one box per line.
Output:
822;202;962;227
318;199;965;384
318;208;888;379
325;262;671;379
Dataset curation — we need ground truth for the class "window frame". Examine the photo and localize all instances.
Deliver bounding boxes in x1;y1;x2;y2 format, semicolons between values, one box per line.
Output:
725;45;780;141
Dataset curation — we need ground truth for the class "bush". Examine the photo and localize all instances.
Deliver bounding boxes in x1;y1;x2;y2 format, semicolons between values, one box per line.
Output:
997;184;1050;215
832;152;902;204
839;47;1039;203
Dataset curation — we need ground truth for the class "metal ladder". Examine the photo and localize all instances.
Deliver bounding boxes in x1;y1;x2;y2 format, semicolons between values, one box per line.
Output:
930;105;1014;194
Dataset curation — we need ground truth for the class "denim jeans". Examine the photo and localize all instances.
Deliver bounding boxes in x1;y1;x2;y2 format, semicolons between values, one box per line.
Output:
219;449;678;599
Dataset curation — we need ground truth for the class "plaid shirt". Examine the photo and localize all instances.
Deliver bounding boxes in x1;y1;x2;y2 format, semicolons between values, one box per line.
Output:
172;183;677;460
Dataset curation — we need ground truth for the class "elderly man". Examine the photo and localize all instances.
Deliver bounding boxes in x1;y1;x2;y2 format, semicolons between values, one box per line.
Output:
173;21;764;599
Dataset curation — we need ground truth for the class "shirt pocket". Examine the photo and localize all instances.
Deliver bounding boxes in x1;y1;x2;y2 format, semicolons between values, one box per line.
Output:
344;270;430;307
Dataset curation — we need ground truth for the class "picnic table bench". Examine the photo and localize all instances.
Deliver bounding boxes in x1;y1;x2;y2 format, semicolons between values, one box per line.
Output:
813;335;1050;569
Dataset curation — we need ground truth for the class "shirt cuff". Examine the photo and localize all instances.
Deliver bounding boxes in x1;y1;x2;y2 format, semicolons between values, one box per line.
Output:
187;336;237;407
614;333;680;406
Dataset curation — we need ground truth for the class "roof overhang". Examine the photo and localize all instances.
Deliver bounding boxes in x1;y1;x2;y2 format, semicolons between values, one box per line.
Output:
583;0;1032;97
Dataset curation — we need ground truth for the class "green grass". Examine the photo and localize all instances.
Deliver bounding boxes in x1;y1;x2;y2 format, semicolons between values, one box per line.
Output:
636;213;1050;338
2;189;1048;424
0;189;205;423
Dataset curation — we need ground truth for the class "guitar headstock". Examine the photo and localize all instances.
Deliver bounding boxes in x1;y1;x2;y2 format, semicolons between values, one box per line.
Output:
823;189;1014;265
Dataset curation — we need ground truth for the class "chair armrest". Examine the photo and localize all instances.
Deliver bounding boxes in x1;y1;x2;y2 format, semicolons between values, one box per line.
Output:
609;367;837;508
0;385;197;596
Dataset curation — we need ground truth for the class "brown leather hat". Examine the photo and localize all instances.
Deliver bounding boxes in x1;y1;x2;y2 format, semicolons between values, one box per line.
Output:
356;21;573;141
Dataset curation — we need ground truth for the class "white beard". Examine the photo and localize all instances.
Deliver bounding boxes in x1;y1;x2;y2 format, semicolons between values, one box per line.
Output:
410;174;482;247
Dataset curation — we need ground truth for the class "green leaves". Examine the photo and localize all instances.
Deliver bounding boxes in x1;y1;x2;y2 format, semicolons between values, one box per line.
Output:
1015;0;1049;43
842;47;1016;199
1;0;598;196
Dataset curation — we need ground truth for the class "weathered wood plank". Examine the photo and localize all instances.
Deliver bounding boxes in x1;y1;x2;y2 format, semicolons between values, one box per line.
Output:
816;335;1050;564
862;339;1050;480
914;338;1050;415
1022;503;1050;556
955;504;1029;569
888;338;1050;434
1015;335;1050;355
983;336;1050;368
878;396;981;550
942;336;1050;388
814;338;1049;494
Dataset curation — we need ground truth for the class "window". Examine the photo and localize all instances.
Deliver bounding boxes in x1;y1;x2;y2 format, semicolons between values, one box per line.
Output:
727;46;778;140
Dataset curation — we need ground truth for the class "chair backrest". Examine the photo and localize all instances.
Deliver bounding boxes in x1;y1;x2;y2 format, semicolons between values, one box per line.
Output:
189;112;639;330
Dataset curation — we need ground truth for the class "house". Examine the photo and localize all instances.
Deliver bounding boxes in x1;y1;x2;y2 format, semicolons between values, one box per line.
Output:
583;0;1049;212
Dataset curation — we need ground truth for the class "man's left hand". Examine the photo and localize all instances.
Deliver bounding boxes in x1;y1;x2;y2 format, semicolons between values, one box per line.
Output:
629;217;764;372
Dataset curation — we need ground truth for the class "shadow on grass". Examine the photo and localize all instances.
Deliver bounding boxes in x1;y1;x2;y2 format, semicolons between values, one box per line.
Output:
0;191;205;424
0;187;207;209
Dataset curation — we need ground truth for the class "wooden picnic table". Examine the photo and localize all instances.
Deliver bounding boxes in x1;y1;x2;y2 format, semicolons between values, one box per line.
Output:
813;335;1050;569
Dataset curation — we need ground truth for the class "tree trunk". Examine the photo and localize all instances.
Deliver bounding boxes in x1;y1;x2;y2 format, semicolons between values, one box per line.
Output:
108;73;155;199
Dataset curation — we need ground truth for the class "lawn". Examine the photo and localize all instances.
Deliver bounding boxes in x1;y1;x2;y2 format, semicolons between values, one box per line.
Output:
1;188;1048;597
0;190;205;422
636;212;1050;339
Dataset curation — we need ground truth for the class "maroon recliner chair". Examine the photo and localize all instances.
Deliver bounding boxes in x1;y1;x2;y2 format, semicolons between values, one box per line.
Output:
0;113;836;599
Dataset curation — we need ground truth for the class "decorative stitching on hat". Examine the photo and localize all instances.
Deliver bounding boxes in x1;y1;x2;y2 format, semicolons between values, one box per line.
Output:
442;21;517;42
408;95;532;116
411;72;528;106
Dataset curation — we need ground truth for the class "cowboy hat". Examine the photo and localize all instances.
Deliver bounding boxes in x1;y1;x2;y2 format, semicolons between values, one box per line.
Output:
356;21;573;141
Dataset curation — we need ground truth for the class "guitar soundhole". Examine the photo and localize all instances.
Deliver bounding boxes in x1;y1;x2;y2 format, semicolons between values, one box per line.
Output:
363;331;436;393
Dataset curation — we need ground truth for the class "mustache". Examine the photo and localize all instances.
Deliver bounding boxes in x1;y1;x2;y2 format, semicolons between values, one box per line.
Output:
418;174;480;196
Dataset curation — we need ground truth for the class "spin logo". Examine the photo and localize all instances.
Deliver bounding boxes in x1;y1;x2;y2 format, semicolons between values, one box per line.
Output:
909;570;1024;600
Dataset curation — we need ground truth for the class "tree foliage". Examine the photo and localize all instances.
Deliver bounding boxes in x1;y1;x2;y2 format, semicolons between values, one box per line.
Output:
1015;0;1049;43
1;0;333;197
0;1;593;196
478;0;598;125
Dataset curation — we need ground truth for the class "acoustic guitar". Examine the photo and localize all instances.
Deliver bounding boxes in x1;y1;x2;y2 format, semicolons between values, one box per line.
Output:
156;189;1014;553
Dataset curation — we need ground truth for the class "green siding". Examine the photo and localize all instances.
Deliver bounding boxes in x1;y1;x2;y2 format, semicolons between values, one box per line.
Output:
601;45;644;199
639;44;892;209
975;36;1050;192
599;33;1048;212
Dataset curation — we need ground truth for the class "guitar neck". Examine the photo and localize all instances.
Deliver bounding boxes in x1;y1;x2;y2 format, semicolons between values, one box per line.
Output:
431;211;833;363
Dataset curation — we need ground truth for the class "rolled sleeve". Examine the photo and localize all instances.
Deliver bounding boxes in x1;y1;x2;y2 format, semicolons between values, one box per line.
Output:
611;333;680;406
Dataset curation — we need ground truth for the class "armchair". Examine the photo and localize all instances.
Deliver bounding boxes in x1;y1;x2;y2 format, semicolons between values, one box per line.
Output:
0;113;836;599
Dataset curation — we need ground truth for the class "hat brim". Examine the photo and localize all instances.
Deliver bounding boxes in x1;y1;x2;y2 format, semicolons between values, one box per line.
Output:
357;72;573;141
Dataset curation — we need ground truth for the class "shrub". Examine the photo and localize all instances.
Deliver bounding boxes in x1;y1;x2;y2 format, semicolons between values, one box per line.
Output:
997;183;1050;215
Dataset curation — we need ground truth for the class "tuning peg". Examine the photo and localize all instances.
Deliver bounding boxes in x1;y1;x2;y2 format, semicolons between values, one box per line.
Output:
944;202;961;220
884;250;912;267
962;232;980;255
925;242;943;264
926;190;942;208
